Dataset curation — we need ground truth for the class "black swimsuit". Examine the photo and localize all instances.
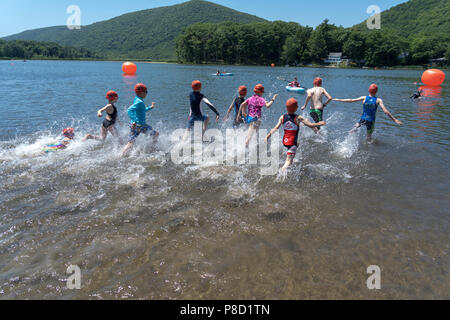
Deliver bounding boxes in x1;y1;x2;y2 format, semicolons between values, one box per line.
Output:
102;105;117;129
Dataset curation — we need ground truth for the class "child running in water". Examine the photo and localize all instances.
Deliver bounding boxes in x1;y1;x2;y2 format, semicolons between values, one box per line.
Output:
183;80;220;140
301;77;332;131
239;84;278;146
122;83;159;156
224;85;247;129
333;84;402;141
266;98;326;171
83;90;119;142
42;128;75;153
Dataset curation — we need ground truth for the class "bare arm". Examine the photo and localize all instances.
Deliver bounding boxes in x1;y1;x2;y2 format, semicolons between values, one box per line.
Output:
378;99;403;125
333;96;366;103
265;94;278;108
297;116;326;129
97;104;111;117
265;116;284;142
239;101;248;118
301;92;312;110
323;89;332;106
224;98;235;121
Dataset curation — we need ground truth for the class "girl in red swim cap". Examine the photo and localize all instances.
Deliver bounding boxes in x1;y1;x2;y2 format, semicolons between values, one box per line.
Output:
333;84;402;142
266;98;326;171
83;90;121;143
239;84;278;147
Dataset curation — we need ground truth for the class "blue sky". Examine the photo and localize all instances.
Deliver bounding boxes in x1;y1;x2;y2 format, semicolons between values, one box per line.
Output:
0;0;407;37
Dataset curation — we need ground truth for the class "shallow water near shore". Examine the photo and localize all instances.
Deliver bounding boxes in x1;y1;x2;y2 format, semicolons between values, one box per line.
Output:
0;60;449;299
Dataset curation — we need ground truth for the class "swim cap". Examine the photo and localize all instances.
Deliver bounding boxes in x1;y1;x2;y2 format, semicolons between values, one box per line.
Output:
286;98;298;113
134;83;148;94
238;85;247;95
106;90;118;102
192;80;202;91
254;84;265;94
313;77;322;87
369;84;378;95
63;128;75;139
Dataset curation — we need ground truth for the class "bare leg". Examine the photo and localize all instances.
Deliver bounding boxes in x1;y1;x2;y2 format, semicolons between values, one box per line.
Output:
281;154;295;171
152;131;159;144
122;141;135;157
203;117;210;136
83;126;107;142
350;122;361;134
245;122;260;147
183;128;191;141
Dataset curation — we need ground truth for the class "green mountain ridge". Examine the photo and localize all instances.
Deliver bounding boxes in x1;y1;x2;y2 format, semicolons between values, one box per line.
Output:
3;0;265;59
3;0;449;60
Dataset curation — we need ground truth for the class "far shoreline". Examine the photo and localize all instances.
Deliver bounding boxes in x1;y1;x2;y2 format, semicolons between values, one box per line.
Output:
2;57;449;72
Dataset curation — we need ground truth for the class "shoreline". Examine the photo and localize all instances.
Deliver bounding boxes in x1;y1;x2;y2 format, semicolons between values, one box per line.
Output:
2;58;449;71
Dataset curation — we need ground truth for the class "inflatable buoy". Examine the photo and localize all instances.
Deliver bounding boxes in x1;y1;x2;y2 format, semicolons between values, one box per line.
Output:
122;62;137;75
271;63;275;67
286;86;306;94
422;69;445;87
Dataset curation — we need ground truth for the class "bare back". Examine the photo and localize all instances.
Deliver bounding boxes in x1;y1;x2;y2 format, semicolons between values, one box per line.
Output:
307;87;326;110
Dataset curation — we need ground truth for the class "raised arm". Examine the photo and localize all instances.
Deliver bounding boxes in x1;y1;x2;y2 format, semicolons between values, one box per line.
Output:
145;102;156;112
333;96;366;103
265;94;278;108
378;99;402;125
265;116;284;142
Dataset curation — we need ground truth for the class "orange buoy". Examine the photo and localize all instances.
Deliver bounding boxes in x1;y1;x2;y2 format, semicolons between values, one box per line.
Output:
122;62;137;75
422;69;445;87
271;63;275;67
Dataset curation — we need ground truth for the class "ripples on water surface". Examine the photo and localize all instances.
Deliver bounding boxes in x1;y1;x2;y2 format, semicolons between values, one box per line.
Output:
0;61;449;299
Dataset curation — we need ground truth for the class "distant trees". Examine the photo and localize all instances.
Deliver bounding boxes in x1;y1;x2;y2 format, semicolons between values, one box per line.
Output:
0;40;100;60
176;19;449;67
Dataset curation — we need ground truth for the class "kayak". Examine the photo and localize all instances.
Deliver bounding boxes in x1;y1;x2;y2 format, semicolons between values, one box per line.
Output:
212;73;234;77
286;86;306;94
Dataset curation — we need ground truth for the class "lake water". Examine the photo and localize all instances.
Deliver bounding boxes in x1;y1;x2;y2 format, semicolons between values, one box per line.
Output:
0;60;448;299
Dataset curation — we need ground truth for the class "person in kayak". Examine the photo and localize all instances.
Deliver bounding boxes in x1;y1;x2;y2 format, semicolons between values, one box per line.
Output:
224;85;247;129
83;90;120;142
183;80;220;140
122;83;159;156
288;77;301;88
333;84;403;142
301;77;332;131
239;84;278;147
266;98;325;171
42;128;75;153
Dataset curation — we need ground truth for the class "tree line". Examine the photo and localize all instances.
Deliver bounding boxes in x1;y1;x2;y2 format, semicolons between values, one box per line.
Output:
176;20;450;67
0;40;101;60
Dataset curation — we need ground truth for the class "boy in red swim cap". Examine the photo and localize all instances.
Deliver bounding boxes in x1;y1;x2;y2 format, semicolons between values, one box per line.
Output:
333;84;402;141
266;98;325;171
239;84;278;146
301;77;332;131
83;90;120;142
122;83;159;156
41;128;75;154
183;80;220;140
224;85;247;130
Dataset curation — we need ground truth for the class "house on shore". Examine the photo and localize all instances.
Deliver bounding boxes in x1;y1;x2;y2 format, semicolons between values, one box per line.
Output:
324;52;350;67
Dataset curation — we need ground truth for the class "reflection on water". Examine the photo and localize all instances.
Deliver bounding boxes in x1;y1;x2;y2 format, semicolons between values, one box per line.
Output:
0;61;449;299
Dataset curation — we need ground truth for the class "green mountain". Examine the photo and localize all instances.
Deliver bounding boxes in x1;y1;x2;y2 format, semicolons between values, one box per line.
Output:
352;0;450;37
3;0;265;59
